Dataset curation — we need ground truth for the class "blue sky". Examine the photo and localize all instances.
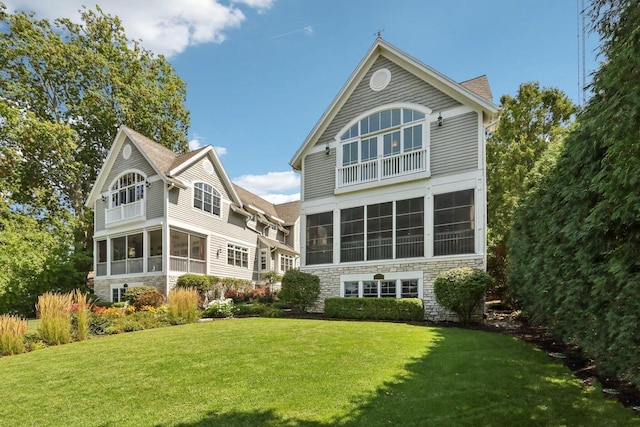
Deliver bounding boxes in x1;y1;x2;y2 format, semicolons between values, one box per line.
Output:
6;0;600;203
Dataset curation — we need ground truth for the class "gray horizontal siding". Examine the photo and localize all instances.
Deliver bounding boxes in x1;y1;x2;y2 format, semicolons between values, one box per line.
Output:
431;112;479;176
95;198;106;232
102;137;157;193
316;56;461;148
207;234;257;281
146;181;164;219
304;149;336;200
168;157;257;242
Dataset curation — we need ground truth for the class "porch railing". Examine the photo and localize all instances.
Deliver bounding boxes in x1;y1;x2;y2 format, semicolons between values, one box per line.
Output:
337;148;427;188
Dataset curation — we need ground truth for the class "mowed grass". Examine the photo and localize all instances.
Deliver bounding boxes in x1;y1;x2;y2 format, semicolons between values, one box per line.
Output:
1;318;637;426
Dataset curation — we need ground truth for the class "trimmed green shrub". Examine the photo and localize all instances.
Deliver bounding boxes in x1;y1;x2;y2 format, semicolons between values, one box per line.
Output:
175;274;214;295
124;286;159;304
131;290;165;310
434;267;492;324
324;298;424;321
279;269;320;313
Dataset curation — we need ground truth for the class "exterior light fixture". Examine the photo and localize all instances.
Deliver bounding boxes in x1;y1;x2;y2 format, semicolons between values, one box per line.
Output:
437;112;443;127
325;143;331;155
101;194;108;202
145;180;151;188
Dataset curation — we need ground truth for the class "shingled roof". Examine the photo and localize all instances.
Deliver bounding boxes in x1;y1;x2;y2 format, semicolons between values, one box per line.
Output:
233;185;300;225
459;75;493;102
89;126;300;222
121;126;178;177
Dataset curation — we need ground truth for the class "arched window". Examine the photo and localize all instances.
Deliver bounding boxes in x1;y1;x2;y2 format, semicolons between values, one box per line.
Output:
110;172;146;208
194;182;221;216
336;106;430;187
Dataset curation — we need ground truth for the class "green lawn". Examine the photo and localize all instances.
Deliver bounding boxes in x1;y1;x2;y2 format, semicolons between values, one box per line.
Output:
1;318;637;426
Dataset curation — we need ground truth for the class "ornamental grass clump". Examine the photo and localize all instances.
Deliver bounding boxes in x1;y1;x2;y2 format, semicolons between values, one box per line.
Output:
0;314;28;355
168;287;200;324
73;290;90;341
37;292;73;345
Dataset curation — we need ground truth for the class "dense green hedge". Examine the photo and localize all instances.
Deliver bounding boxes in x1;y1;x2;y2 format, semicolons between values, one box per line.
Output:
508;0;640;389
324;298;424;321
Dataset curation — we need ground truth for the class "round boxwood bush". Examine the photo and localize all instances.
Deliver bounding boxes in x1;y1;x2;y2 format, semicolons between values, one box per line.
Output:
279;269;320;313
434;267;493;324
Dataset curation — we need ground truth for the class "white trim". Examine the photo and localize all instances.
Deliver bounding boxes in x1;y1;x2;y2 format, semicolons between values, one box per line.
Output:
339;271;423;299
290;39;499;170
109;282;143;302
334;103;433;141
192;181;222;219
168;218;256;248
94;217;163;238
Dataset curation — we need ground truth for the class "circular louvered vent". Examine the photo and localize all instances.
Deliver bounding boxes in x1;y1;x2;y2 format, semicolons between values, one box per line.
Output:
203;159;214;174
370;68;391;91
122;144;132;160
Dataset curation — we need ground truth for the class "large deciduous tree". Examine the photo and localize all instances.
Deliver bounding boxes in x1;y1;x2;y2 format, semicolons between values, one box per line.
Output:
486;82;575;301
509;0;640;388
0;3;190;313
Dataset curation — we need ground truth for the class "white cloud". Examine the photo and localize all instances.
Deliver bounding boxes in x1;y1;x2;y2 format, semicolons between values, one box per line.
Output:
188;137;202;151
213;146;227;156
3;0;274;57
232;0;274;13
260;193;300;204
233;171;299;203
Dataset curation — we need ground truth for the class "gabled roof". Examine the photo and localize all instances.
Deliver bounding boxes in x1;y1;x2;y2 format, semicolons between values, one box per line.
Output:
233;185;300;226
460;75;493;102
275;200;301;225
289;38;500;170
258;235;298;256
85;125;242;207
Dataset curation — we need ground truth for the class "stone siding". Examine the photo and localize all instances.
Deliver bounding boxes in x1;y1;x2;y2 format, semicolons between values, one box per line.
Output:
302;257;484;322
93;275;166;302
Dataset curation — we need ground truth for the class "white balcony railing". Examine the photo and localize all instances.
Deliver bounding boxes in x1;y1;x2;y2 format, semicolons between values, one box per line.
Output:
337;149;428;188
105;199;145;226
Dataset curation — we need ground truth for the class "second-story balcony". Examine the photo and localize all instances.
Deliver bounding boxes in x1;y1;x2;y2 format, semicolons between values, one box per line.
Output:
336;148;429;189
105;199;145;227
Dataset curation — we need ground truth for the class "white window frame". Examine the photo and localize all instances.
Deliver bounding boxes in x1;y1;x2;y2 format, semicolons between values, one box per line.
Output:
339;271;423;299
193;182;221;217
108;171;147;209
279;253;294;273
109;282;143;303
335;104;431;169
227;243;249;268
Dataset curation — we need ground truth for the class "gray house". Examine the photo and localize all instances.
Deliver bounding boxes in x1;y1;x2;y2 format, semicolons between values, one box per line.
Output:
85;126;299;302
290;38;499;320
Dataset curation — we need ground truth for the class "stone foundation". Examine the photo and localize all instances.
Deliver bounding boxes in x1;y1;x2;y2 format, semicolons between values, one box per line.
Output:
302;257;484;322
93;274;166;302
